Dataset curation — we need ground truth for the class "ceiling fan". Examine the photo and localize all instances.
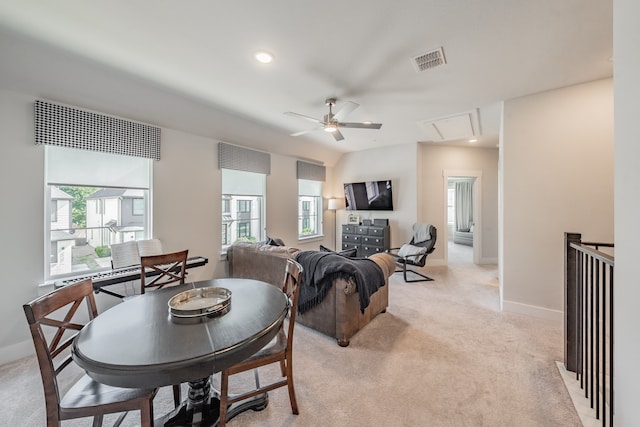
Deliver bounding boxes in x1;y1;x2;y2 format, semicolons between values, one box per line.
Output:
285;98;382;141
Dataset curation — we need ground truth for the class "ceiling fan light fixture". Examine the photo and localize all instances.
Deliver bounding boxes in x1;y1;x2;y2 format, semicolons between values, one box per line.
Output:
324;124;338;132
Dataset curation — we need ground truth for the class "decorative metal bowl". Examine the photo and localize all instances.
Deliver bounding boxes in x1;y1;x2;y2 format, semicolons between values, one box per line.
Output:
168;287;231;324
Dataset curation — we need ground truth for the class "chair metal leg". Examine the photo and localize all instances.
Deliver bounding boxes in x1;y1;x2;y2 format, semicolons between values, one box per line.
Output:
396;262;434;282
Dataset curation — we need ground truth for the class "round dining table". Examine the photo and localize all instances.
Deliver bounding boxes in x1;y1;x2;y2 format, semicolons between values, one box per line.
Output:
72;278;288;426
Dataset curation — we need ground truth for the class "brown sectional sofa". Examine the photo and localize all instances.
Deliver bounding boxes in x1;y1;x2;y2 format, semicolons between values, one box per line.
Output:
226;242;396;346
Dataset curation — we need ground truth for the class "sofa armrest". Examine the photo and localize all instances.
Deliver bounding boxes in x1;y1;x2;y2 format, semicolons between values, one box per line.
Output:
369;253;397;277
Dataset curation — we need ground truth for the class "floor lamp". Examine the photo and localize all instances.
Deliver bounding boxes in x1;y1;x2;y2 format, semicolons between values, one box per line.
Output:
327;198;341;250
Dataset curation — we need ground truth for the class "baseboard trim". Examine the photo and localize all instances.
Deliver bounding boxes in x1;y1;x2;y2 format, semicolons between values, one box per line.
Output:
0;340;34;365
556;361;603;427
502;300;563;322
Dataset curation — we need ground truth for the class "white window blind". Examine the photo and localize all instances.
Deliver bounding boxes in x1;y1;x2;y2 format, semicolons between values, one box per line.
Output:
46;145;151;188
221;169;265;195
299;179;323;196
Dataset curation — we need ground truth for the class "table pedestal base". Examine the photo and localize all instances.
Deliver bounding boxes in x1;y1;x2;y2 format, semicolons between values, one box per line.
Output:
157;377;268;427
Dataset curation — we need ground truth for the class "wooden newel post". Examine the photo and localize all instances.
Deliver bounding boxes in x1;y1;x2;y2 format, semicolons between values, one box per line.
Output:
564;232;581;372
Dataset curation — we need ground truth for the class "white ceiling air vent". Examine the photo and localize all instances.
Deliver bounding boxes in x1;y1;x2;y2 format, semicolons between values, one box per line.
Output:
412;47;446;72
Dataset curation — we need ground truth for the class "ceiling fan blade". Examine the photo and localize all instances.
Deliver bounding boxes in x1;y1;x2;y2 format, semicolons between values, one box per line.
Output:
332;130;345;141
284;111;324;124
333;101;359;121
339;122;383;130
290;127;321;137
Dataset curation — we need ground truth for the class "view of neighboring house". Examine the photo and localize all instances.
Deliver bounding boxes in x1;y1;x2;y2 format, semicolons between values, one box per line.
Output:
85;188;146;248
48;186;148;277
221;195;263;248
49;187;75;272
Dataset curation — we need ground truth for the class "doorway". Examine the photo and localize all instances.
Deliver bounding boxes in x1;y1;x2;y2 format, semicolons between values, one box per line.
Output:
443;170;482;265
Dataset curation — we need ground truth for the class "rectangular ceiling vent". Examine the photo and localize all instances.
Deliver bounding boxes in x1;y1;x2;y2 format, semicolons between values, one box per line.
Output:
412;47;446;72
418;109;480;142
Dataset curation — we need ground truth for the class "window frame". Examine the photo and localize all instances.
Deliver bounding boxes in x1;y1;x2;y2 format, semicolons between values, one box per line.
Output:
44;146;152;282
298;179;323;240
221;169;266;252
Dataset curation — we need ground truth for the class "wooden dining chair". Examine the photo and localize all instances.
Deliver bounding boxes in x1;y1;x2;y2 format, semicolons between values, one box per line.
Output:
139;249;188;408
23;278;156;427
139;249;189;294
219;258;303;427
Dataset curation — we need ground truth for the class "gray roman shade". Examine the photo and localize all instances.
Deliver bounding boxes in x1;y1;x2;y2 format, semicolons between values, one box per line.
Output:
34;100;161;160
218;142;271;175
296;160;326;181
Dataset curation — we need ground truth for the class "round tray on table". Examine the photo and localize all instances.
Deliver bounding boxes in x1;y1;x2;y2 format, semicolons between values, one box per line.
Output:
168;287;231;324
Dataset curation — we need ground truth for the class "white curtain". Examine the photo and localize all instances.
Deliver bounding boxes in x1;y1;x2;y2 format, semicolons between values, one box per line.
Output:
455;181;473;231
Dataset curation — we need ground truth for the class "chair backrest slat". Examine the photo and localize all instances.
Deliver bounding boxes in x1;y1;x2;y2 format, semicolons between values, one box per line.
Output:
283;259;303;348
140;250;189;294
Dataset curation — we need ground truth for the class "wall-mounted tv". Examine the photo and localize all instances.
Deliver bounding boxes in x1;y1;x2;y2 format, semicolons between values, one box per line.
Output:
344;180;393;211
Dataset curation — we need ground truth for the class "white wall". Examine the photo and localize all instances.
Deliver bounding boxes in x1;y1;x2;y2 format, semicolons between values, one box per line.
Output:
419;145;499;264
264;154;335;252
330;142;499;266
613;0;640;424
0;90;333;363
0;90;46;362
501;78;614;319
152;128;221;279
332;143;419;250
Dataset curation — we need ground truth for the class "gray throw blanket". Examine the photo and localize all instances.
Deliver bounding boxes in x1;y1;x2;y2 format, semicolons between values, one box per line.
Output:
294;251;385;314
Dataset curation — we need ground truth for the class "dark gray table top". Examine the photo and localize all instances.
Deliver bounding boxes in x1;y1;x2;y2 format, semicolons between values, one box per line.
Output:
72;278;287;389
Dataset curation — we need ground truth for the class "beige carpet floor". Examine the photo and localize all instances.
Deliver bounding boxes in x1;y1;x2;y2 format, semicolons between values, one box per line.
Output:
0;244;580;426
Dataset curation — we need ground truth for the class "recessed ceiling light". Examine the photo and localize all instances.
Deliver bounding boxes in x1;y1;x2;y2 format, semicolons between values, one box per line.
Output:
254;51;274;64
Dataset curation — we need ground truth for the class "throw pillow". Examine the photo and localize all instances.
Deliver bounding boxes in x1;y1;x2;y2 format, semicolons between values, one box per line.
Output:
397;244;427;258
265;236;282;246
338;247;358;258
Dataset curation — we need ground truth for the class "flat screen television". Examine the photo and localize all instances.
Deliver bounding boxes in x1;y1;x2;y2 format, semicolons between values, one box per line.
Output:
344;180;393;211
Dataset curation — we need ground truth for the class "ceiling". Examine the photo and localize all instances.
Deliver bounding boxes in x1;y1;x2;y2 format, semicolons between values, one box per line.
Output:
0;1;612;165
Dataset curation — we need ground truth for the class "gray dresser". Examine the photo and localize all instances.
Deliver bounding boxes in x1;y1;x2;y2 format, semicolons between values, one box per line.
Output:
341;223;390;257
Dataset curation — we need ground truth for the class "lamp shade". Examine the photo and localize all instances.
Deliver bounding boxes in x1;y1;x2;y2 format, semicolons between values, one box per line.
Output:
328;198;341;210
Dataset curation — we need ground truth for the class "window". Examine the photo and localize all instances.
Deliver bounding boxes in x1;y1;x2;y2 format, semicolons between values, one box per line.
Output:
447;187;456;232
237;200;251;213
237;222;251;238
132;198;145;216
45;146;152;280
221;168;266;250
50;200;58;222
222;223;229;246
298;179;322;239
447;187;455;227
